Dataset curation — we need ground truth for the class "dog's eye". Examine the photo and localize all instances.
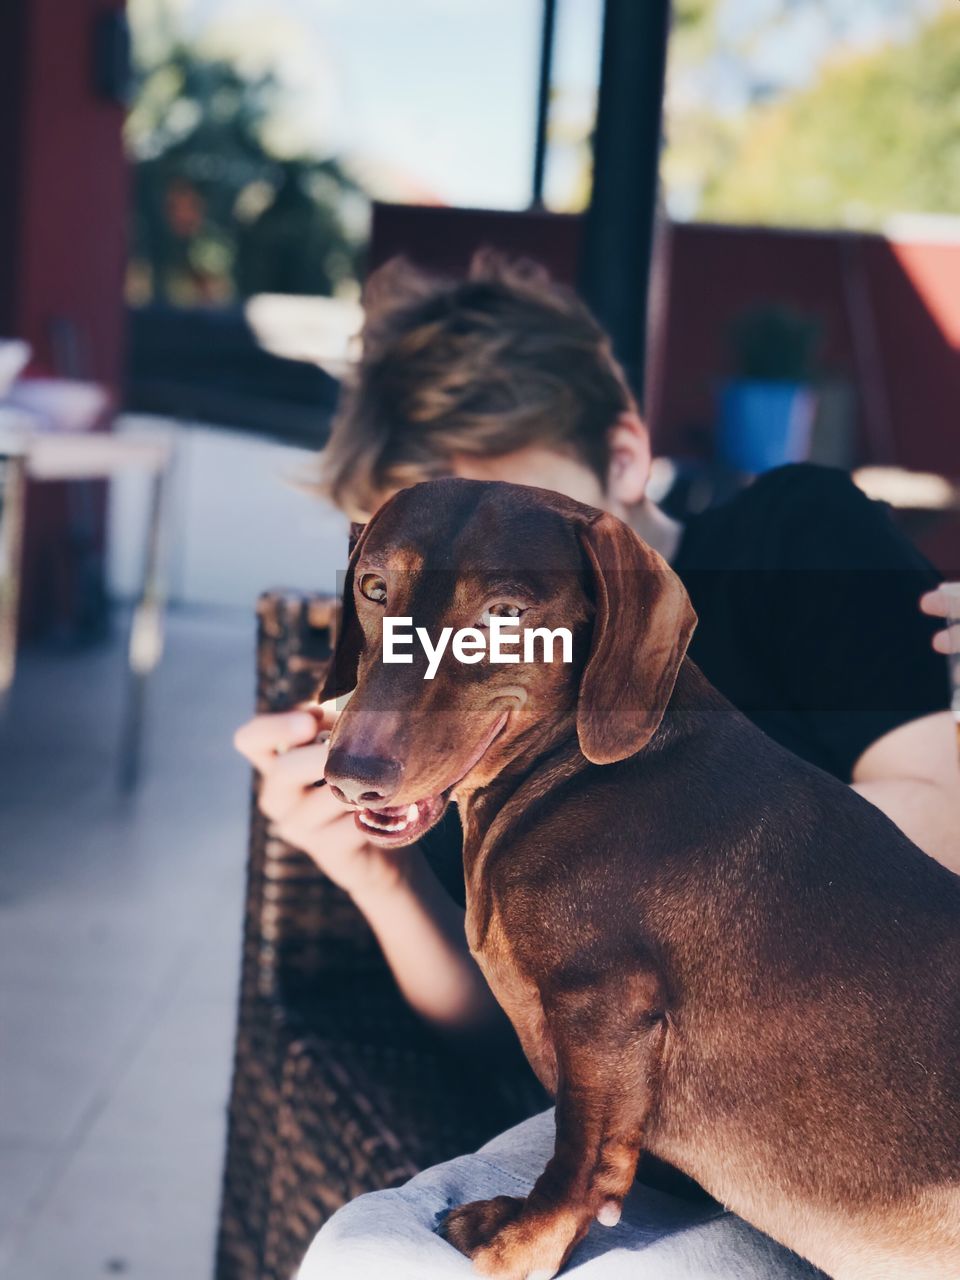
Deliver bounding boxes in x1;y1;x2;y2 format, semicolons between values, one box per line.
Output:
479;602;524;627
359;573;387;605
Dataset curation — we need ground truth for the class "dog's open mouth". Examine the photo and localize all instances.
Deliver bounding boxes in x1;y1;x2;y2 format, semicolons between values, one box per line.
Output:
355;794;448;845
353;711;509;847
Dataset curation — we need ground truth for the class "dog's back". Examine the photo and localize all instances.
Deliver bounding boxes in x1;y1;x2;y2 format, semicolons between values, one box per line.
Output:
474;660;960;1278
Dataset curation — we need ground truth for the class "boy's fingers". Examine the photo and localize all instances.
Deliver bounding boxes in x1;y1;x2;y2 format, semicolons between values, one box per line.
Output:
295;698;340;732
920;589;948;618
921;585;960;618
233;711;321;772
264;741;332;787
933;624;960;656
258;742;334;821
920;588;960;654
274;787;354;842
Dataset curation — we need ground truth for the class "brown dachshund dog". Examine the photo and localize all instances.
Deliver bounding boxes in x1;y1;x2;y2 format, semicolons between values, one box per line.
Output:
321;478;960;1280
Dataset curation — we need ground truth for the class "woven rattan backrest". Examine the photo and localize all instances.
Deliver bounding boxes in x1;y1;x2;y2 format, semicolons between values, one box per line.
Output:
245;591;379;1000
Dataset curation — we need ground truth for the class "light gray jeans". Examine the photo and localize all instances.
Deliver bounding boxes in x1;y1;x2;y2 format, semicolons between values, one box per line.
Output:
299;1109;826;1279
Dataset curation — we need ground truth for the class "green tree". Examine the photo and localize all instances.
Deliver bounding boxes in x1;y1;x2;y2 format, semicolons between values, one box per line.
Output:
127;39;364;304
698;6;960;228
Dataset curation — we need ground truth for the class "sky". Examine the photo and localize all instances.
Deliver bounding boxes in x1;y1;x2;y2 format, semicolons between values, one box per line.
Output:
130;0;945;213
687;0;948;112
132;0;603;209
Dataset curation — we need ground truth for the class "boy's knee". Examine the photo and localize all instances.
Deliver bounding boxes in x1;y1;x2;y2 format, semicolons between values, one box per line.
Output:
299;1191;394;1278
297;1118;555;1278
298;1185;469;1279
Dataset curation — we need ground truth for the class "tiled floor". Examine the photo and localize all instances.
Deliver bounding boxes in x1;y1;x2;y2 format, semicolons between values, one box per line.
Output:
0;608;255;1279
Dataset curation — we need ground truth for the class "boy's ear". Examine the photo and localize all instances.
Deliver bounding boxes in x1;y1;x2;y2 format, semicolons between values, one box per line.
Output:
575;513;696;765
317;520;374;702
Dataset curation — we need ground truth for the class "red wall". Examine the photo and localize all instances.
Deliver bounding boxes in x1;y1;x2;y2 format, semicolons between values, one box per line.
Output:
370;203;582;287
650;224;862;456
0;0;128;636
649;222;960;475
865;237;960;476
650;222;960;572
1;0;128;381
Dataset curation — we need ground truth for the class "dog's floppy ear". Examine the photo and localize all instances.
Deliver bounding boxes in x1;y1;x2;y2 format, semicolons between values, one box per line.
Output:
317;520;375;702
575;513;697;765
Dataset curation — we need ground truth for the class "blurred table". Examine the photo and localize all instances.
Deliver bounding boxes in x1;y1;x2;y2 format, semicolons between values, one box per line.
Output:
853;465;960;542
0;408;174;788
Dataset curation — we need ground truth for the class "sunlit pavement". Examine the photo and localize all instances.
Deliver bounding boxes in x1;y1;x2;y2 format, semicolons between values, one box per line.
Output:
0;607;254;1279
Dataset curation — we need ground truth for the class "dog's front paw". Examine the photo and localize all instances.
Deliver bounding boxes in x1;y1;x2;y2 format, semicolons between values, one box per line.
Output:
441;1195;525;1259
441;1195;586;1280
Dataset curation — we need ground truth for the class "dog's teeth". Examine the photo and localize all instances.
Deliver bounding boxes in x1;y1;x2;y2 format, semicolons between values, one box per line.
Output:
358;802;425;835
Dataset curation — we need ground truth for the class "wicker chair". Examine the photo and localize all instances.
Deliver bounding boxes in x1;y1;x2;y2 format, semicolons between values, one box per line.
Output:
215;590;546;1280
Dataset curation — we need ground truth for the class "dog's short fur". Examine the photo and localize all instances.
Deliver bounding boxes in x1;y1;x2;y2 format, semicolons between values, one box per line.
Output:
322;479;960;1280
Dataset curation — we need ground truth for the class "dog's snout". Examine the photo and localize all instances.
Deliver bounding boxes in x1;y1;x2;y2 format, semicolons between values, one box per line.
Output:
325;747;403;807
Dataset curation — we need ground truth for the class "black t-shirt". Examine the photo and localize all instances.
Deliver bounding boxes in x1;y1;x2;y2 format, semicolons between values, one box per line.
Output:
673;464;947;781
421;464;949;904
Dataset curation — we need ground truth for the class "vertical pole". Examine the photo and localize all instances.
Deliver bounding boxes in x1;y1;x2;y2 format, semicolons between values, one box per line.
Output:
118;464;169;792
0;454;27;703
531;0;558;207
577;0;671;406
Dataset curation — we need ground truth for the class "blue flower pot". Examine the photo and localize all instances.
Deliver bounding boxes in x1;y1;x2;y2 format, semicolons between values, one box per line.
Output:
717;380;817;474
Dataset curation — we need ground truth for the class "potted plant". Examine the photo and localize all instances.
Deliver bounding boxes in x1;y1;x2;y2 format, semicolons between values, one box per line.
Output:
717;304;843;474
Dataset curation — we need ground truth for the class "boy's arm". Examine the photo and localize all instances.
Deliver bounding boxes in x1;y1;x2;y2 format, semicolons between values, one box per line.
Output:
351;845;509;1036
764;468;956;869
234;709;507;1037
853;583;960;868
852;710;960;873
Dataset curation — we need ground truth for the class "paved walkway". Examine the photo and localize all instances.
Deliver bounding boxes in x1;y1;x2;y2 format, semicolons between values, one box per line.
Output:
0;608;254;1280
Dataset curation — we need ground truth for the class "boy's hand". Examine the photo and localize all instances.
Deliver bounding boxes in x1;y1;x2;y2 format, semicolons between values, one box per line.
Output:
233;707;412;901
920;586;960;656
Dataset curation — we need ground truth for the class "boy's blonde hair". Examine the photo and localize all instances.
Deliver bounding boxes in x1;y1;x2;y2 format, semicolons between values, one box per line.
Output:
319;250;633;518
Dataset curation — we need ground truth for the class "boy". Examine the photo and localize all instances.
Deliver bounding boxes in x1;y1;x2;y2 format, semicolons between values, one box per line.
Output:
235;254;958;1278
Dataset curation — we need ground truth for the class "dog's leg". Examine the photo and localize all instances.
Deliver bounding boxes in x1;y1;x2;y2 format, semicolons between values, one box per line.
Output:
443;967;666;1280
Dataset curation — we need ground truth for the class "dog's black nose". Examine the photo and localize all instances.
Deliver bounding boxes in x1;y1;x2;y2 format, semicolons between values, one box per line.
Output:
325;747;402;807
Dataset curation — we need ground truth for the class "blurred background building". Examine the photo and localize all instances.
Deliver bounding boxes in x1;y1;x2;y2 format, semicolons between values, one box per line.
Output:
1;1;958;1277
4;0;959;631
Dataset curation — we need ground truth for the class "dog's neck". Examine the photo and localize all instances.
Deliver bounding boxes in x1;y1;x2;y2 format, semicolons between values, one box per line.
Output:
460;711;582;836
458;660;721;892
